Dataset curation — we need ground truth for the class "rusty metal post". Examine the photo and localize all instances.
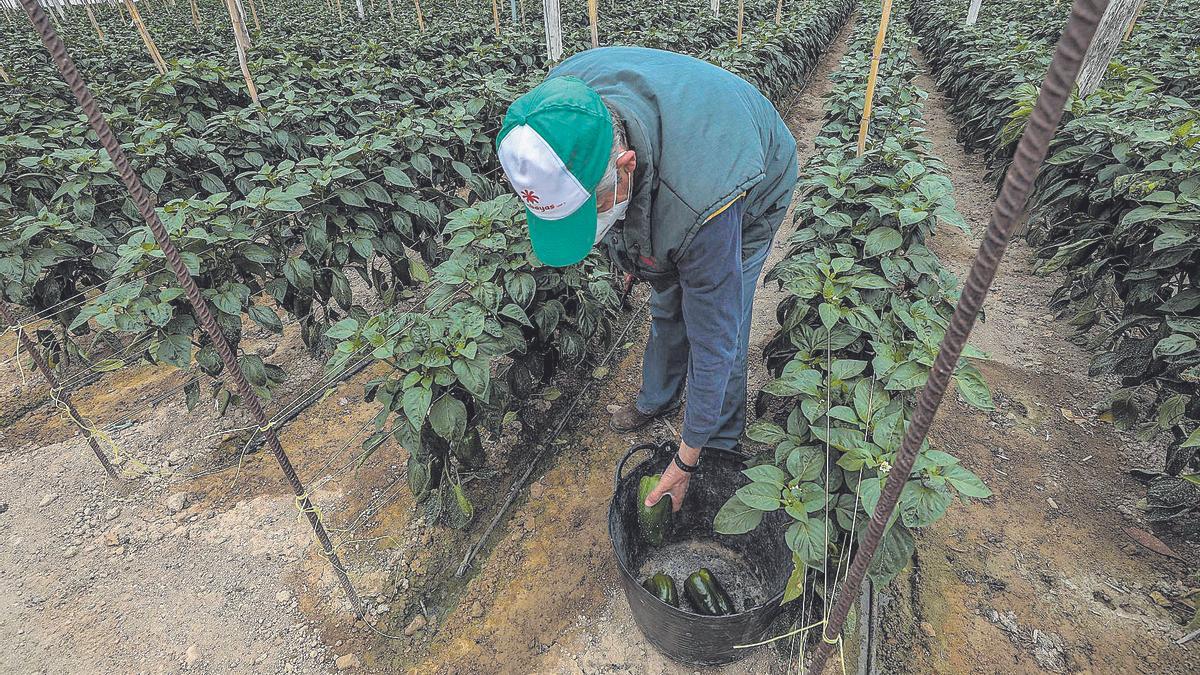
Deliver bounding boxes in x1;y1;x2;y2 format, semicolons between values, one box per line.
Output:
807;0;1109;671
17;0;363;619
0;300;119;479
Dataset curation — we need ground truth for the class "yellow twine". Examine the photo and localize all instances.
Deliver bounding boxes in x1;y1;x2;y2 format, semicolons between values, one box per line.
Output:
48;387;149;476
735;618;846;674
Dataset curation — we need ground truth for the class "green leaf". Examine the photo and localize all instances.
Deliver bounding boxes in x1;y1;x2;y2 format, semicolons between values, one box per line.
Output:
155;333;192;369
745;420;787;445
143;166;167;193
713;495;765;534
954;365;994;410
900;480;952;527
504;272;536;308
743;464;789;488
867;525;914;586
325;318;358;340
831;359;867;382
735;481;782;511
942;463;992;499
382;166;415;188
499;303;532;327
1155;334;1197;357
864;227;903;256
781;556;806;604
402;386;433;429
452;356;491;399
785;518;828;565
429;396;468;442
240;353;267;387
248;305;283;334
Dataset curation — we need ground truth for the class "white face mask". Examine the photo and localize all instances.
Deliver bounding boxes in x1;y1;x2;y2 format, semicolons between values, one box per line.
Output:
595;162;630;244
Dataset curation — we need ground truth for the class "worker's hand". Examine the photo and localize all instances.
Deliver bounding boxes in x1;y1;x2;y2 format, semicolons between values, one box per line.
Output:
644;441;701;513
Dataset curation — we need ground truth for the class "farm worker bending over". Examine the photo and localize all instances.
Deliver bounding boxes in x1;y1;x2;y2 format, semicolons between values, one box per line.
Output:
496;47;798;512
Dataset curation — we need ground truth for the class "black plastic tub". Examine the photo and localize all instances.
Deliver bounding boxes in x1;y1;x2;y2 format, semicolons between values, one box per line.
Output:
608;441;792;666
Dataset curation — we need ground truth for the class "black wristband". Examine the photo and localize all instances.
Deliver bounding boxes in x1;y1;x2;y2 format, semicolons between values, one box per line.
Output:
673;451;699;474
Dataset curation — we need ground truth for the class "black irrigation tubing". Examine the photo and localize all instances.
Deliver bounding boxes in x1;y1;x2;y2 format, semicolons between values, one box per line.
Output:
18;0;365;619
806;0;1108;671
454;292;651;577
0;297;119;478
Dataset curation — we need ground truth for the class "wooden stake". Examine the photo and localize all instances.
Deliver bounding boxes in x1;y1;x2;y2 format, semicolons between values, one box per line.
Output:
247;0;263;31
190;0;200;28
587;0;597;48
413;0;424;31
965;0;983;25
775;0;782;26
123;0;169;75
224;0;260;105
736;0;743;46
85;3;106;42
0;64;11;84
386;0;395;21
334;0;344;22
856;0;893;157
491;0;500;35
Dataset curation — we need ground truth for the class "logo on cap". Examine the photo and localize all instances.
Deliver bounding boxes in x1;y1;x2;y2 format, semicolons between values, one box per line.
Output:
520;189;540;205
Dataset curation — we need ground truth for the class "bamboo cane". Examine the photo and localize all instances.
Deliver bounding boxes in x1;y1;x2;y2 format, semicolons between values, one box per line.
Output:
190;0;200;28
85;3;106;41
386;0;394;20
491;0;499;35
413;0;423;30
587;0;597;48
114;0;125;22
247;0;262;31
736;0;744;46
775;0;782;25
123;0;168;74
224;0;260;105
856;0;893;157
334;0;344;22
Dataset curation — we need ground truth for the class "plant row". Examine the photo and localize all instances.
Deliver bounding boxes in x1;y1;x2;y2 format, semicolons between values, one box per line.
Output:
714;6;993;604
909;0;1200;521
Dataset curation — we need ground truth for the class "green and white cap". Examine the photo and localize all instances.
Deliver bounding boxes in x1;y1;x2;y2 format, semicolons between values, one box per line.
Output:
497;76;614;267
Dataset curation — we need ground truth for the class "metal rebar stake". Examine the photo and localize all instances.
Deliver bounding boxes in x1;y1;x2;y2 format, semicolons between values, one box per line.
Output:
17;0;363;618
0;300;119;479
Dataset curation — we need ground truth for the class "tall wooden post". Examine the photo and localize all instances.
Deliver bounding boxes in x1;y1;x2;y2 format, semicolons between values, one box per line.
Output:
413;0;423;30
85;3;106;41
224;0;260;105
710;0;719;17
386;0;394;20
247;0;263;31
775;0;783;25
856;0;894;157
1123;0;1147;40
543;0;562;61
190;0;200;28
587;0;597;48
491;0;500;35
965;0;983;25
123;0;169;74
1076;0;1142;97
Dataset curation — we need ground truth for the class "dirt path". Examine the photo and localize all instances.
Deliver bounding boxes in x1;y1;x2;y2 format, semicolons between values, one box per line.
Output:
409;23;858;675
872;56;1196;674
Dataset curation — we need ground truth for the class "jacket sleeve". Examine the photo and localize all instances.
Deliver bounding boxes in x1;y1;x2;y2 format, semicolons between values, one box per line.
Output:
675;199;745;449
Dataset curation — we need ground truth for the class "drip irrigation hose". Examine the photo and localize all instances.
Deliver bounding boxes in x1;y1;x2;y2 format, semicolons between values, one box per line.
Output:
16;0;364;619
807;0;1108;672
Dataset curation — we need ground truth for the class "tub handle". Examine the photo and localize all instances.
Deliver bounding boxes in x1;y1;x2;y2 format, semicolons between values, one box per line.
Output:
614;440;674;491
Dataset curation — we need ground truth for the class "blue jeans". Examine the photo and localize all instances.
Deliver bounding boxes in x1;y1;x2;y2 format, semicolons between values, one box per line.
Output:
634;242;772;450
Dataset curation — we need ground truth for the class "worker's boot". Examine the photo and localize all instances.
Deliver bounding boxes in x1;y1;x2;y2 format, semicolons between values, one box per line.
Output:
609;402;678;432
